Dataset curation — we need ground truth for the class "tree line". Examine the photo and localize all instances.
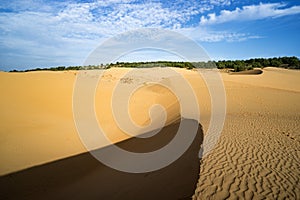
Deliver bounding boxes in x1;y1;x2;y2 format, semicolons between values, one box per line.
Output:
9;56;300;72
215;56;300;72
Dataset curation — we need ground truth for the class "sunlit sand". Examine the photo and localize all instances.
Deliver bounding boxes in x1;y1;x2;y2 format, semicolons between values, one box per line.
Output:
0;67;299;199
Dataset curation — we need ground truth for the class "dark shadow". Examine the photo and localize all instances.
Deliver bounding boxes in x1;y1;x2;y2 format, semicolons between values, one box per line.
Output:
229;69;263;75
0;118;203;200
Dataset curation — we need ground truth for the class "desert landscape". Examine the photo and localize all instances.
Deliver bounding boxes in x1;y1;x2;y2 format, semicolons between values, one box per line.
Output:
1;0;300;199
0;66;299;199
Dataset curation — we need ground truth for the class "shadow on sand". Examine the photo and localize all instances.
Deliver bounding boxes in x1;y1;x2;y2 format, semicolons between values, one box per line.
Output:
0;118;203;200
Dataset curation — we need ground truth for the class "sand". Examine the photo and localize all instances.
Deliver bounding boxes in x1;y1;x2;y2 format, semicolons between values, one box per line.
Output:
193;67;300;199
0;71;86;175
0;119;204;200
0;67;299;199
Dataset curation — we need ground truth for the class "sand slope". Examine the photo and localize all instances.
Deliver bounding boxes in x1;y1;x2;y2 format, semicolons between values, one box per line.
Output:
0;119;203;200
0;71;85;175
0;67;300;199
0;67;211;175
193;67;300;199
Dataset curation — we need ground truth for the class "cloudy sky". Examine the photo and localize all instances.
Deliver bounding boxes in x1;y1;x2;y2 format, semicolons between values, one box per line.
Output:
0;0;300;70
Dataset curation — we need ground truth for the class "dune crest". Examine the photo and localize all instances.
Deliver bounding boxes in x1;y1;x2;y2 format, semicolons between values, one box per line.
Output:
1;118;203;200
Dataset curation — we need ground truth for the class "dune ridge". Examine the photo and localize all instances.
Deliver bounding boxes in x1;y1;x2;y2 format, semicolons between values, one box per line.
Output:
1;118;203;200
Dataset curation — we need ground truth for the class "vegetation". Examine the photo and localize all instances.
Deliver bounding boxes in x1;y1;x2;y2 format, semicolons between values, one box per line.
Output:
8;56;300;72
108;61;195;69
10;65;105;72
215;56;300;71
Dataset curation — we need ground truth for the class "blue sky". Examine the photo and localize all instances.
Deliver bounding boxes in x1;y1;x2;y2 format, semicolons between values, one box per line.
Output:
0;0;300;71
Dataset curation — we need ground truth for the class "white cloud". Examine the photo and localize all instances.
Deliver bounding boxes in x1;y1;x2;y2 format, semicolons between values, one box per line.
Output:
0;0;265;69
204;0;231;6
200;3;300;25
0;0;212;67
178;27;262;42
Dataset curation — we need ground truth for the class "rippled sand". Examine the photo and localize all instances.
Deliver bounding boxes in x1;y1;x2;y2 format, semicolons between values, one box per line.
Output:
194;67;300;199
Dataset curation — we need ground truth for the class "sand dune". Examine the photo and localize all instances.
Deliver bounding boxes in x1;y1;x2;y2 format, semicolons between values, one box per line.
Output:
0;118;203;200
0;71;85;175
193;67;300;199
0;67;300;199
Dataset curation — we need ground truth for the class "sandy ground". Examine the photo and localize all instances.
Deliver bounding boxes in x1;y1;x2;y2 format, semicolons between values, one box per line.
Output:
0;119;203;200
0;67;299;199
194;67;300;199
